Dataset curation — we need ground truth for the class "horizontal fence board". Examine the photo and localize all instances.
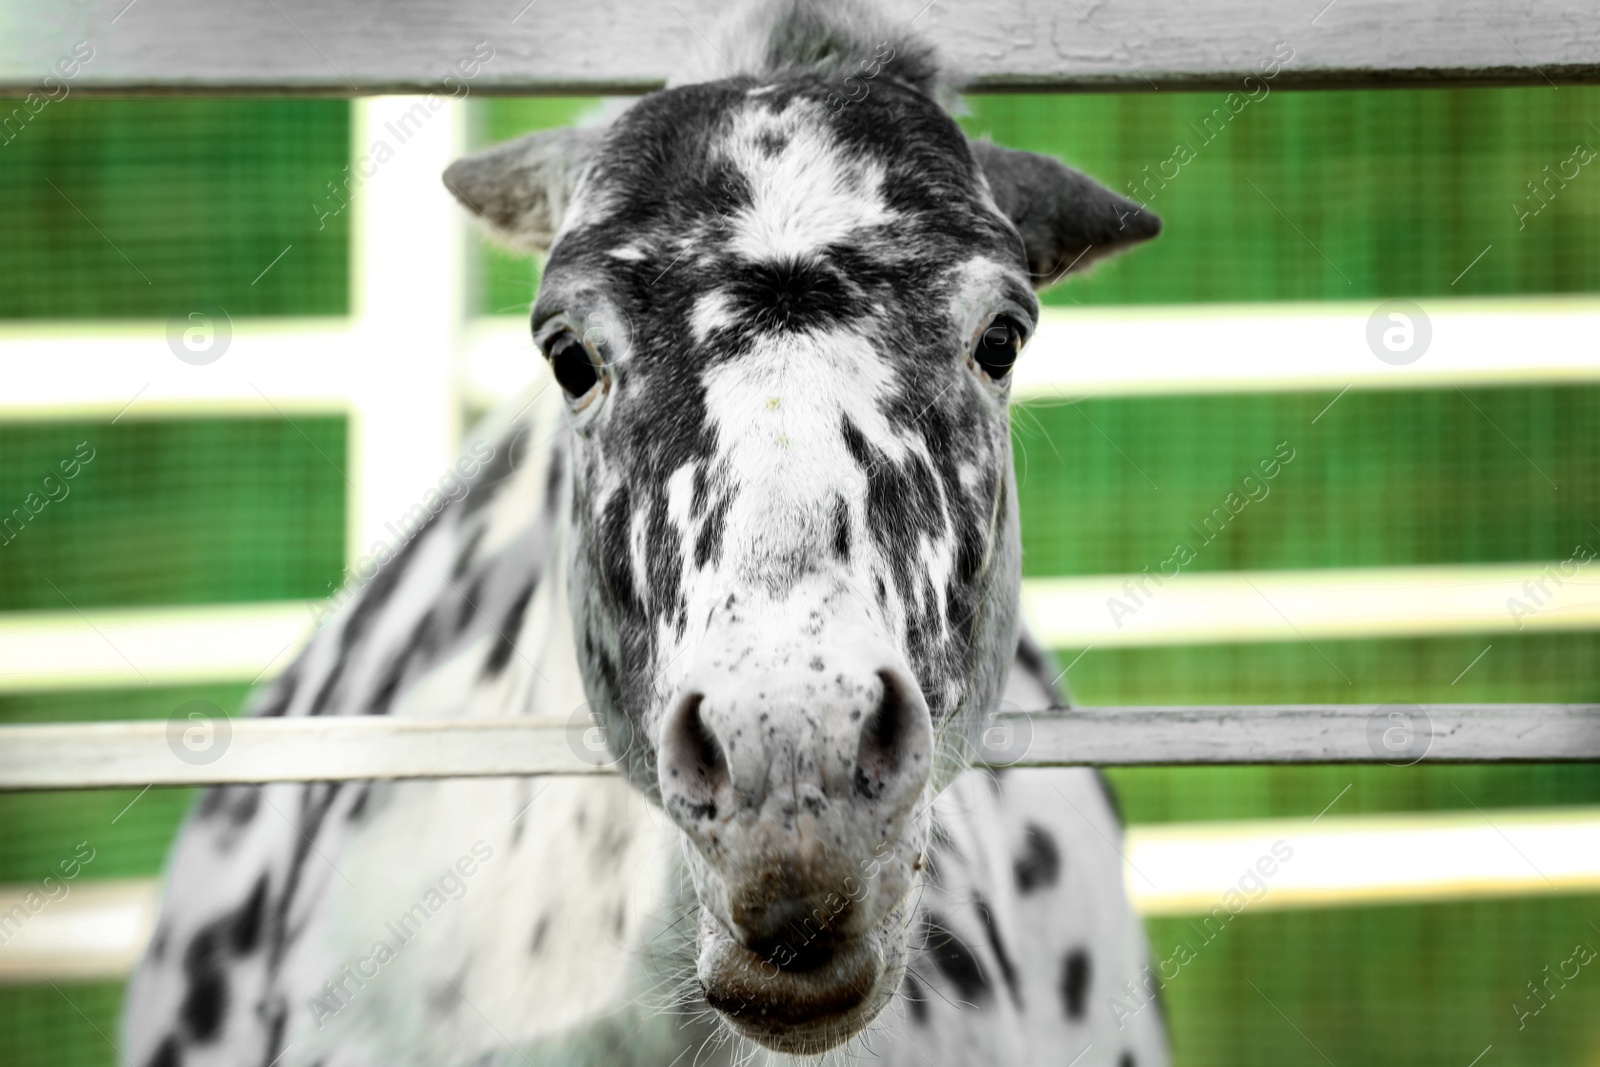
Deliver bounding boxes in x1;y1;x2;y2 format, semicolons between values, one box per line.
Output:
983;705;1600;766
461;299;1600;409
0;601;319;693
1;705;1595;790
1021;565;1600;649
8;296;1597;424
5;562;1594;692
4;0;1599;95
0;717;614;789
0;878;159;984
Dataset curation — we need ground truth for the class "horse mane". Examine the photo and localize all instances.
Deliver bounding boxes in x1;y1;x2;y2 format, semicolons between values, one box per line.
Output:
673;0;950;102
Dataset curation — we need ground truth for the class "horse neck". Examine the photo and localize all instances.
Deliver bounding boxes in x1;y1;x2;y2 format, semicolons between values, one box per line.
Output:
260;379;583;723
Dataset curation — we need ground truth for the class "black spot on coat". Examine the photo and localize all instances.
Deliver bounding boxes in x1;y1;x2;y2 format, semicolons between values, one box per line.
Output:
1060;947;1091;1020
143;1035;180;1067
180;926;229;1041
227;787;260;826
194;785;258;841
231;874;269;954
260;781;343;981
974;898;1021;1007
922;913;990;1004
832;495;851;562
1013;822;1061;894
195;786;224;820
695;490;732;569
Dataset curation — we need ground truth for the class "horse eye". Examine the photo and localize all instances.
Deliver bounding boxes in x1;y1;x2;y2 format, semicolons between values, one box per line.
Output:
546;331;601;400
973;315;1025;381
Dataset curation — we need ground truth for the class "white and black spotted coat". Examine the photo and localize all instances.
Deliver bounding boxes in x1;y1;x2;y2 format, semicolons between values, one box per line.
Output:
122;385;1165;1067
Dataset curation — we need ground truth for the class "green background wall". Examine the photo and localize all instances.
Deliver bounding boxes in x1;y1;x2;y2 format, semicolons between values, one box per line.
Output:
1;85;1597;1066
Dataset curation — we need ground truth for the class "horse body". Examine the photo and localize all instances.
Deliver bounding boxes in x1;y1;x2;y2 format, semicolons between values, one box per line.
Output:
123;4;1167;1064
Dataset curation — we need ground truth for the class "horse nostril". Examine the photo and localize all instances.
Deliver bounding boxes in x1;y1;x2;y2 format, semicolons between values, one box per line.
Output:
661;692;731;821
854;669;925;801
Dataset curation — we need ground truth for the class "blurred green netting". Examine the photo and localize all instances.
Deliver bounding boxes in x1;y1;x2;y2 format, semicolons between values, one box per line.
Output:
1147;898;1600;1067
1011;385;1599;577
1;85;1599;1067
0;418;347;612
0;984;126;1067
0;99;350;319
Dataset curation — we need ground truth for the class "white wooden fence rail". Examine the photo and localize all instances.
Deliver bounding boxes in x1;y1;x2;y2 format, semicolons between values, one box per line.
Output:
2;705;1595;791
4;0;1600;94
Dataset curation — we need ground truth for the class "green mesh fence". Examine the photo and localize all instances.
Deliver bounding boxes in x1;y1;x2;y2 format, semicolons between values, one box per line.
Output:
0;984;127;1067
1011;385;1599;577
0;99;350;319
1149;898;1600;1067
3;86;1600;1067
0;417;347;612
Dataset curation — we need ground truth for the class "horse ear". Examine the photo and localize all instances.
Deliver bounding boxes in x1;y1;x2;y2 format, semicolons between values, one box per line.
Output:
443;126;607;252
969;139;1160;289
